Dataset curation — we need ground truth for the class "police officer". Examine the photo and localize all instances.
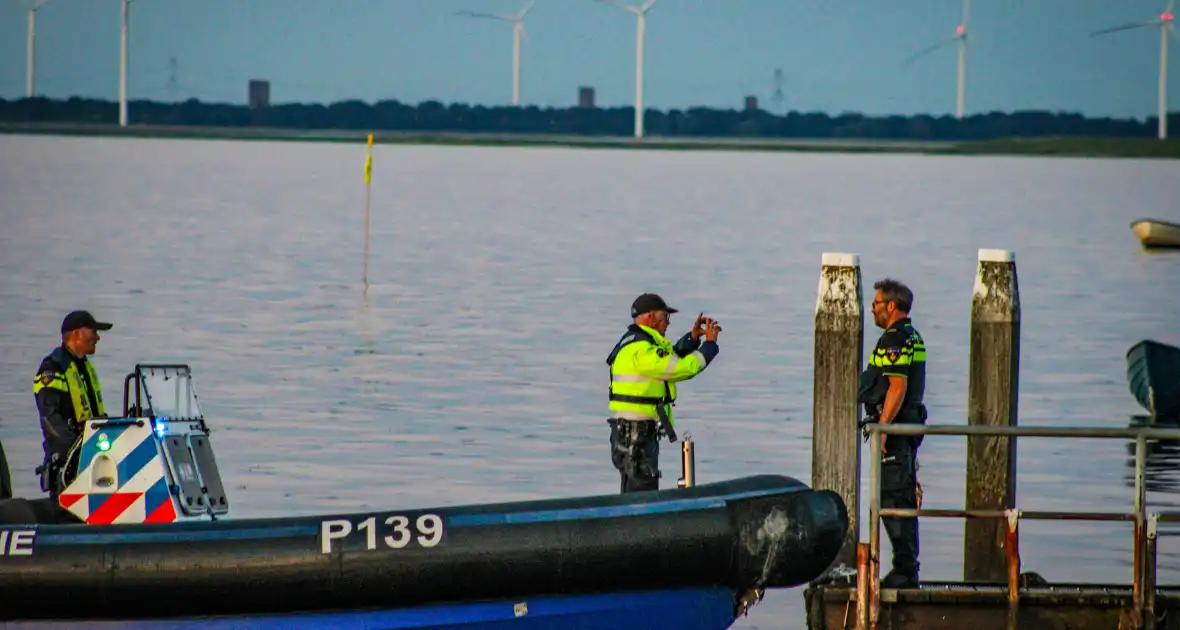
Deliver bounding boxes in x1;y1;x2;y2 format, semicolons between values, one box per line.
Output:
33;310;113;499
859;278;927;589
605;293;721;493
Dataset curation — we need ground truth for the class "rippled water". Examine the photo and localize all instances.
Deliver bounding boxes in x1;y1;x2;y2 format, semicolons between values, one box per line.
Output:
1;134;1179;629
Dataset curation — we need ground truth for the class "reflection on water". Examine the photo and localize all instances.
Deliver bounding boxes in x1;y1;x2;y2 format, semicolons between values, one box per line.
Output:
1124;415;1180;574
1124;412;1180;576
1124;415;1180;495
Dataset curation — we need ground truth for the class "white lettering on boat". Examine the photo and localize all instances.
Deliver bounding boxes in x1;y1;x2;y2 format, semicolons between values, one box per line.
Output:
320;514;444;554
0;530;36;556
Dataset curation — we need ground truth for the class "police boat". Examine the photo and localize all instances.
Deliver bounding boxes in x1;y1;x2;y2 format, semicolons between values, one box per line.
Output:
0;363;848;630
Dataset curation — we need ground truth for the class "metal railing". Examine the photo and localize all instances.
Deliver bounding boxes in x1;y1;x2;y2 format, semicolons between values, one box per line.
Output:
857;422;1180;630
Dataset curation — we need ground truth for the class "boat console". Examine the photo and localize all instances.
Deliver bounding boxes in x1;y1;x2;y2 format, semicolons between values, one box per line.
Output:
57;364;231;525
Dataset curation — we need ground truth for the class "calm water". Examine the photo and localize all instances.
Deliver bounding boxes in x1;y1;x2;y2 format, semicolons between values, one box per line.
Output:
1;134;1179;629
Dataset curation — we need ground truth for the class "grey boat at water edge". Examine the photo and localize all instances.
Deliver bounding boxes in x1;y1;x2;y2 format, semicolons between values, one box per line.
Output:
0;363;849;630
1127;339;1180;422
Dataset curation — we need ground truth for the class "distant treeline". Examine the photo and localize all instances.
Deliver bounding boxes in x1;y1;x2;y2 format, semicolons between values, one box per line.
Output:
0;96;1171;140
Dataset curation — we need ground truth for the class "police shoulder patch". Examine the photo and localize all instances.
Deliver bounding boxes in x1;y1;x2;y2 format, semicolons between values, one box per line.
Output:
885;346;902;364
37;371;54;385
656;348;670;358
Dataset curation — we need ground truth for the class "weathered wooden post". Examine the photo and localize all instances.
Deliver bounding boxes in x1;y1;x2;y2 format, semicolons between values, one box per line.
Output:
812;252;864;570
964;248;1021;582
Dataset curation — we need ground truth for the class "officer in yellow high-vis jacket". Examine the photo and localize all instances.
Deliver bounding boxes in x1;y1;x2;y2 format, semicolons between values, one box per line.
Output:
32;310;113;499
606;294;721;493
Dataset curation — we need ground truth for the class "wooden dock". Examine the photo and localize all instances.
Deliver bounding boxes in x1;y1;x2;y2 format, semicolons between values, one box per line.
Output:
804;422;1180;630
805;582;1180;630
802;250;1180;630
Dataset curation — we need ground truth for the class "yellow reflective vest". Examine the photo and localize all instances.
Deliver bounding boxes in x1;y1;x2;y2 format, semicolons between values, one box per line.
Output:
606;324;719;427
33;348;106;423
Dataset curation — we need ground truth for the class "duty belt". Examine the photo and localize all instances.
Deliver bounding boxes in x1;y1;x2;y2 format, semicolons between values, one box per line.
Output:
608;392;678;442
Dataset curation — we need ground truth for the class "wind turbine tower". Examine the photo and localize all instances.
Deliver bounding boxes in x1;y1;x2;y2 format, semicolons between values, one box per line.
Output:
456;1;535;106
26;0;52;98
1090;0;1176;139
906;0;970;120
119;0;136;127
594;0;658;138
772;68;785;114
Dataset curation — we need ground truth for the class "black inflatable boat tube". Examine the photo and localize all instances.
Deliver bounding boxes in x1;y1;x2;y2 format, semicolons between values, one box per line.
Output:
0;474;847;621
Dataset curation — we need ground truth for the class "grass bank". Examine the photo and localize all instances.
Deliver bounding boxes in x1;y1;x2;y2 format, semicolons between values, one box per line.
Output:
3;122;1179;158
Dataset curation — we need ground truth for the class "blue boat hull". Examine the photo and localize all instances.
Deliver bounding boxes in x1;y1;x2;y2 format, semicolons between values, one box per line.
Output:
0;587;744;630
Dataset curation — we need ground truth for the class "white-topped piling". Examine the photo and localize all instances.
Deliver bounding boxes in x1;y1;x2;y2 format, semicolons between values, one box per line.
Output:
964;248;1021;582
813;252;864;570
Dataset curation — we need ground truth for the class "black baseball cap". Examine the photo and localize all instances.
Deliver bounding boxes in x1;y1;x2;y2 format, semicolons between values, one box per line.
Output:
631;293;678;318
61;310;113;334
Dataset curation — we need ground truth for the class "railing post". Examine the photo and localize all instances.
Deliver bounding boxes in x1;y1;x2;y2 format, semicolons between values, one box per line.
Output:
812;252;863;571
1145;513;1158;630
1005;509;1022;630
856;542;869;630
1133;433;1147;628
964;248;1021;583
867;427;882;630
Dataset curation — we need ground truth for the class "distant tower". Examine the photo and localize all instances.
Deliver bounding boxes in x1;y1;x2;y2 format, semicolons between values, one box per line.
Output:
167;56;179;102
248;79;270;108
771;68;785;114
578;86;595;108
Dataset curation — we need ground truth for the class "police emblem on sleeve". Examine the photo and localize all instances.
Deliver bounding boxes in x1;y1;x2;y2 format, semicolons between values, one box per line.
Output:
656;348;669;358
38;371;53;386
886;347;901;364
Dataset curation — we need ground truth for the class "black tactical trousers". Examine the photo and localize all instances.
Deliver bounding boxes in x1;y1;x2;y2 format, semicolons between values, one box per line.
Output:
881;436;920;581
608;418;660;493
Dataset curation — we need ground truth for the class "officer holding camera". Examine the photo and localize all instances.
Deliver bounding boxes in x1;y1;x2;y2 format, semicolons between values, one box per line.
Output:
605;294;721;493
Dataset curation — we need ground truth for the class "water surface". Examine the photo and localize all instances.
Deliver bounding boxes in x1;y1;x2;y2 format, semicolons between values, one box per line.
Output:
2;135;1179;628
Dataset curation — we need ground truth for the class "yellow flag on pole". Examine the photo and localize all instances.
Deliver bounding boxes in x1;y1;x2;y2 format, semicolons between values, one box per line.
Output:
364;133;373;185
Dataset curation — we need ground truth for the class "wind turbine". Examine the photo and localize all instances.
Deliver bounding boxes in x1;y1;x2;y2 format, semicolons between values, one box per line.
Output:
119;0;138;127
25;0;52;98
456;1;535;107
593;0;658;138
1090;0;1176;140
905;0;971;120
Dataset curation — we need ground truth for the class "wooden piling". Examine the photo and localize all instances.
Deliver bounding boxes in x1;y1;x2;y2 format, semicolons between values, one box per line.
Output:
812;252;864;570
964;248;1021;582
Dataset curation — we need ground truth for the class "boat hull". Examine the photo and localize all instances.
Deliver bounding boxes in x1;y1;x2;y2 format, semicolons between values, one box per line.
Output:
1130;218;1180;249
0;587;745;630
0;474;847;623
1126;340;1180;420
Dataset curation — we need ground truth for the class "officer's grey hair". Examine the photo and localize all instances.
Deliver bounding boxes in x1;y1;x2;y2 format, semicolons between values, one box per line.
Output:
873;278;913;313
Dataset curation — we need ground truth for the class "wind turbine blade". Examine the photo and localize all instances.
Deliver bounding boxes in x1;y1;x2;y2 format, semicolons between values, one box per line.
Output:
1170;0;1177;15
1170;21;1180;43
455;10;513;20
518;0;535;19
962;0;970;28
593;0;634;13
904;37;957;65
641;0;658;12
520;22;529;43
1090;19;1160;36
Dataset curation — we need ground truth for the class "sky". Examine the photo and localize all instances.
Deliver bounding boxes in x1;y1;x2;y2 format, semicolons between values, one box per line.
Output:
0;0;1176;120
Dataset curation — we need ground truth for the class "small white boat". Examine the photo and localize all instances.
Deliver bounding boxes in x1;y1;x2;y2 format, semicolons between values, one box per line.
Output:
1130;218;1180;249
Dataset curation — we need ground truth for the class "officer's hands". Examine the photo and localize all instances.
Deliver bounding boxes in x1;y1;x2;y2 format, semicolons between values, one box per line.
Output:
691;312;706;341
704;318;721;342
